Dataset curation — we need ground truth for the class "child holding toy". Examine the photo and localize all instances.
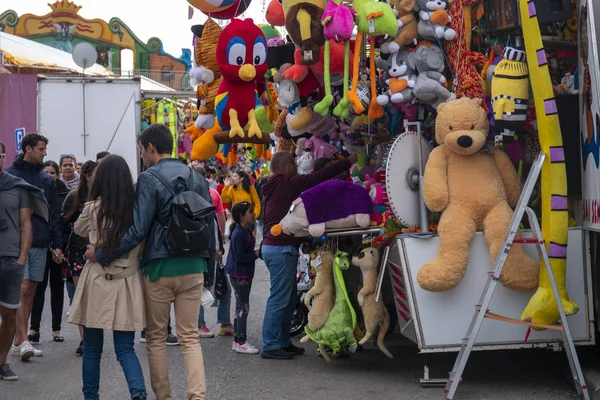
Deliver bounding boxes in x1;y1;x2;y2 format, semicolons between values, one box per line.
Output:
226;201;259;354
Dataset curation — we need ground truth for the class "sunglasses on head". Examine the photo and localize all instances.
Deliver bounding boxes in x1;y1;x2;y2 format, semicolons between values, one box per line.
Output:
60;154;75;159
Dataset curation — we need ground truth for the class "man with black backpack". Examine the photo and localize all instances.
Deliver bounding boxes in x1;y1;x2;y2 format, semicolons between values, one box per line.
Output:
86;124;215;400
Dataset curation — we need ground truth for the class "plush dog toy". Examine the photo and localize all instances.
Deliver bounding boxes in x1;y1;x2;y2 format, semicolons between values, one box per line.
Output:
283;0;327;65
305;251;335;331
270;180;373;237
408;43;455;108
415;0;456;41
215;19;271;139
418;97;539;292
352;247;393;359
376;49;416;106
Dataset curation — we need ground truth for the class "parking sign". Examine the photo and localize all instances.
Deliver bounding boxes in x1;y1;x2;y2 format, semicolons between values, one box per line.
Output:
15;128;25;152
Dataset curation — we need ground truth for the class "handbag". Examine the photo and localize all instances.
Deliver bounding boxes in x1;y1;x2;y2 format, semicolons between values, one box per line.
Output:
214;261;228;300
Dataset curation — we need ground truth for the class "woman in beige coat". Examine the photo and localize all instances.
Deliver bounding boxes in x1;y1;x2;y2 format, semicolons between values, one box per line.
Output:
68;155;147;400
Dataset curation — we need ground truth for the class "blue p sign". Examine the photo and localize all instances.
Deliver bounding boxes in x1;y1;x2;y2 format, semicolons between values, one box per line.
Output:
15;128;25;152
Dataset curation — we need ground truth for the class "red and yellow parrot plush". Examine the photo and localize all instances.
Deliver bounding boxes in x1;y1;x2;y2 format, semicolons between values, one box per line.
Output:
215;19;273;140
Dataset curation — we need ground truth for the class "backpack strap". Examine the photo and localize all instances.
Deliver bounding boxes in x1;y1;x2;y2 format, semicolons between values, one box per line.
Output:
147;169;176;197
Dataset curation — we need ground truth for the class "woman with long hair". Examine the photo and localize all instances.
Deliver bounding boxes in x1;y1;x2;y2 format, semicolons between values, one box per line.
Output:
61;160;97;355
68;155;147;400
27;161;71;343
222;170;261;220
226;201;259;354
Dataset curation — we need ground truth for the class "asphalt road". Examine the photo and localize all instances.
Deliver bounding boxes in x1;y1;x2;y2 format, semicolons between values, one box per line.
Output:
0;258;588;400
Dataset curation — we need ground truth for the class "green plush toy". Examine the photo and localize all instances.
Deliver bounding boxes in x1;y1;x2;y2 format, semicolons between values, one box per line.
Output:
301;251;358;361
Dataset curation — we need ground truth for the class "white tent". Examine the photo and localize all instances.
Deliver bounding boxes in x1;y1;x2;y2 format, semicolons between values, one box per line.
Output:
0;31;111;75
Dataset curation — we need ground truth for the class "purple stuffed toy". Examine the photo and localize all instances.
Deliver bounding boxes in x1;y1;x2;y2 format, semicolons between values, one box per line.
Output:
271;180;374;237
322;0;356;42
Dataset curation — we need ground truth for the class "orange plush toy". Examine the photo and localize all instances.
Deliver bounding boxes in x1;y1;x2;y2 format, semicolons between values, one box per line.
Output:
192;19;222;129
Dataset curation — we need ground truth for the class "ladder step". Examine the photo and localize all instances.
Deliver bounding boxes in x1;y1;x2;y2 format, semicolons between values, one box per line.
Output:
512;238;543;244
484;312;564;331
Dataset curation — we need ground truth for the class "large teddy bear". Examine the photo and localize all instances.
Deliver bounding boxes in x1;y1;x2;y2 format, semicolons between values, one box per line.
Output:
417;97;539;292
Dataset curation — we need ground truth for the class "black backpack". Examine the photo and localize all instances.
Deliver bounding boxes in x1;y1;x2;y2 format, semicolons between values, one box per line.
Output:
148;169;215;256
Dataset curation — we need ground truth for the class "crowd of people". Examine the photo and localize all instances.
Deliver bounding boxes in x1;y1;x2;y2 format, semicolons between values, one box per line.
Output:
0;125;357;399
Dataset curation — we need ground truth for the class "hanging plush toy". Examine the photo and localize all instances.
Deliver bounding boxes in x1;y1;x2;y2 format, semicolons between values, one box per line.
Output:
305;251;335;331
415;0;456;41
349;0;399;118
491;47;530;143
192;19;222;129
376;49;416;106
382;0;419;53
408;42;455;108
214;19;272;141
266;0;286;26
283;0;327;65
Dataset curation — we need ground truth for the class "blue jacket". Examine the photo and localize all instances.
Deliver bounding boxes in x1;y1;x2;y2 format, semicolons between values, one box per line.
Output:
95;159;216;282
225;224;257;279
5;154;62;249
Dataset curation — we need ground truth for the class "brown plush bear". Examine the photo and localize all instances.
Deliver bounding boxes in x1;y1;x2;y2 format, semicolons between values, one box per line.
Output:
418;98;539;292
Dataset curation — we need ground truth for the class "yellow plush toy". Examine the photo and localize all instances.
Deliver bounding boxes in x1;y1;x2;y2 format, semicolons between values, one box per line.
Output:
418;97;539;292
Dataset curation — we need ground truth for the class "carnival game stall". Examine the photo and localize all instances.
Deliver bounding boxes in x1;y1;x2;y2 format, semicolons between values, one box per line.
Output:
184;0;594;397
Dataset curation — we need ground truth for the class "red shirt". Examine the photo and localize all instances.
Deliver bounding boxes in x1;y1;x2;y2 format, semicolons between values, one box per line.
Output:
261;160;352;247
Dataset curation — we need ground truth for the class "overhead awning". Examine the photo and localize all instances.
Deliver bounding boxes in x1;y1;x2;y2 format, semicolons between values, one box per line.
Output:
0;31;111;76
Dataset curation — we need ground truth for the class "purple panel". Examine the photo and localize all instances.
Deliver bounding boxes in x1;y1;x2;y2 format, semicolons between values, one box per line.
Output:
551;195;568;210
0;75;38;168
527;1;537;17
548;242;567;258
536;50;547;66
544;98;558;115
549;147;565;162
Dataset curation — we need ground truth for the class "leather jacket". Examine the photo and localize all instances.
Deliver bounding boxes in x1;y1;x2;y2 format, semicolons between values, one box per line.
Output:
95;159;216;279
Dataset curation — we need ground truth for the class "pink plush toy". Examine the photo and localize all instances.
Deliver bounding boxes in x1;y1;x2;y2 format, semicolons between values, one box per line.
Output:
370;183;389;225
322;0;357;42
306;135;339;159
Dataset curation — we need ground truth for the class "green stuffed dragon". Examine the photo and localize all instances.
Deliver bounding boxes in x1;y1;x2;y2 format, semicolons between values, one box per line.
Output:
301;251;358;361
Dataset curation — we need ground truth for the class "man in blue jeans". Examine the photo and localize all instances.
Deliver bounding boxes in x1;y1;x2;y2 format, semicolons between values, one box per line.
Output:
260;152;357;359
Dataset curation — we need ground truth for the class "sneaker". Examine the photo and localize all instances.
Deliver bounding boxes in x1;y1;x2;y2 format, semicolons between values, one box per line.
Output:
0;364;18;381
282;343;306;356
166;334;179;346
260;348;295;360
76;341;83;356
217;324;234;337
198;326;214;339
132;396;147;400
231;342;239;352
140;331;146;343
66;306;71;317
12;341;41;360
235;342;259;354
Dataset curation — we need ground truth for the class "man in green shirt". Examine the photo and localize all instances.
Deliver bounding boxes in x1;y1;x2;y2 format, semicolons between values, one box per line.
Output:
87;125;215;400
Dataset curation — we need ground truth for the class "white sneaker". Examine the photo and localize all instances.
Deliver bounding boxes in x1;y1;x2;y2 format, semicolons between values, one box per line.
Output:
231;342;239;351
235;342;259;354
67;306;71;316
13;341;42;360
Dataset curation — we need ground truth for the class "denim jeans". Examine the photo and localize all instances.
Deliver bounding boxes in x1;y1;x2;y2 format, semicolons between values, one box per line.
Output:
198;275;231;327
82;327;147;400
261;245;299;351
230;278;252;344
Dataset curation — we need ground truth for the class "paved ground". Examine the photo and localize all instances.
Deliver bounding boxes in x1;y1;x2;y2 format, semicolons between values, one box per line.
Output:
1;258;592;400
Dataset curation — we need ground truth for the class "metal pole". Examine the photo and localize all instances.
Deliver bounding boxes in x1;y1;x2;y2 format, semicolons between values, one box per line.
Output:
82;68;88;156
404;120;429;233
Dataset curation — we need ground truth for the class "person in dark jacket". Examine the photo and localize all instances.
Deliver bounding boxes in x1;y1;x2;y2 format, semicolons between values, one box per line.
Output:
28;161;71;344
5;133;63;360
86;124;215;400
260;151;357;360
226;202;259;355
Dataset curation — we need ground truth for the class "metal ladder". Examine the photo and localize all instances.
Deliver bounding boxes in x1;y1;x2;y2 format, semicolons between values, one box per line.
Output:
444;152;590;400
